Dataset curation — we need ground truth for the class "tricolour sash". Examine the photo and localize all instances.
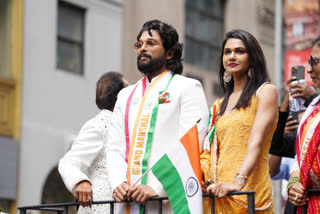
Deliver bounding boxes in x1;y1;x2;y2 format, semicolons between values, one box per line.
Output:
203;104;217;151
296;97;320;214
125;78;146;162
125;70;174;214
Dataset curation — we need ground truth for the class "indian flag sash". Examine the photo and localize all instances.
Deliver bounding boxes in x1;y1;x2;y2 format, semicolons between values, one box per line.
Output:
151;123;203;214
296;96;320;214
125;70;174;214
203;104;218;151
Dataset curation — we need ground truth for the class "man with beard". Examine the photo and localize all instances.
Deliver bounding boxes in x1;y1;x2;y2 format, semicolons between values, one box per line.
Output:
106;20;208;213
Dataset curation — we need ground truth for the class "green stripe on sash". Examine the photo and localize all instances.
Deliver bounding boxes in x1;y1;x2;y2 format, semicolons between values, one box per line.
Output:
139;74;174;214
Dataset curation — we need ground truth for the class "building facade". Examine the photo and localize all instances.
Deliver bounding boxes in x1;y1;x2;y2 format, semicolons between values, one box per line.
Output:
0;0;23;212
1;0;123;213
122;0;277;106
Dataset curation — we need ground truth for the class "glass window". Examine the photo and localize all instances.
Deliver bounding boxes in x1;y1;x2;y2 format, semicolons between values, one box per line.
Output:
57;1;85;74
185;0;224;72
194;42;209;69
0;0;11;79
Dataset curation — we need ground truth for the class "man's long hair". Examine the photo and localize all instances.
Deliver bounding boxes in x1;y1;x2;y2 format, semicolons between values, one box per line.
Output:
137;20;183;75
218;29;270;115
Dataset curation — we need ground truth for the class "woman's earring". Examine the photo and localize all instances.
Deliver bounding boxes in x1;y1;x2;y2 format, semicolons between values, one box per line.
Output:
248;67;253;79
223;70;232;83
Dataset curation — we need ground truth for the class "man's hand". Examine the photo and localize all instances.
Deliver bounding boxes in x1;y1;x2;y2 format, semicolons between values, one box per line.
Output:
75;180;92;207
127;185;158;204
113;182;130;202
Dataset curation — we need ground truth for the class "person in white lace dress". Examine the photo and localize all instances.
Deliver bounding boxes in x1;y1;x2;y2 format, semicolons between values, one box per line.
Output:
58;72;128;214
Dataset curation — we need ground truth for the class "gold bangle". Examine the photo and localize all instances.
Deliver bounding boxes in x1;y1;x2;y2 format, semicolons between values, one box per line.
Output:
235;172;248;188
287;176;300;194
235;172;248;183
234;175;246;188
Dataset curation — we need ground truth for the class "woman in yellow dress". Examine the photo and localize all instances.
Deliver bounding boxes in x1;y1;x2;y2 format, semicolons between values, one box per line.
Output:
201;29;278;213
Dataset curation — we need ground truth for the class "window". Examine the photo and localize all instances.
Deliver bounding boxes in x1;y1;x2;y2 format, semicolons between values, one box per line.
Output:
185;0;224;72
0;0;11;79
57;1;85;74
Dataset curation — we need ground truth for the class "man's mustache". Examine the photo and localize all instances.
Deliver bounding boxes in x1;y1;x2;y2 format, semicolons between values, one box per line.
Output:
138;53;152;61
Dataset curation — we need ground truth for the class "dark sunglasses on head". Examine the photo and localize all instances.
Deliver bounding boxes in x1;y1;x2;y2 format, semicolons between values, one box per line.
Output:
308;55;320;67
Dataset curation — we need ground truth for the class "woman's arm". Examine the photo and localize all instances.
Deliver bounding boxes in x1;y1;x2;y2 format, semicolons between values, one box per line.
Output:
237;84;278;179
269;155;282;177
269;111;289;155
200;149;212;191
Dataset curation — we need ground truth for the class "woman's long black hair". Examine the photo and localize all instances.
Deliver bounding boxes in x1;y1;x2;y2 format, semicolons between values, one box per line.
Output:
218;29;270;115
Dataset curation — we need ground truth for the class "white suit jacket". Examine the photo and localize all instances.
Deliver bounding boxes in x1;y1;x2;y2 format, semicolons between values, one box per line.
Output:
59;110;117;214
106;73;208;213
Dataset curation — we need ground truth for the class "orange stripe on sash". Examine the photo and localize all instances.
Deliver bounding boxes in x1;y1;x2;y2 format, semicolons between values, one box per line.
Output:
126;70;169;185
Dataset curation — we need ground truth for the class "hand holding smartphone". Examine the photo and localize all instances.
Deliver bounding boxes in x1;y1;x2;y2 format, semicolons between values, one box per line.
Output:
284;114;299;135
289;65;306;121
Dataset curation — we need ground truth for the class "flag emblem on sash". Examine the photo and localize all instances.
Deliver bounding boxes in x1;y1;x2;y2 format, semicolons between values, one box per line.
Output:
158;91;170;104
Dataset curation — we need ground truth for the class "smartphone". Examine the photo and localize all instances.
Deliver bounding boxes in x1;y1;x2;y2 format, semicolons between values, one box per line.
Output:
291;65;305;80
288;111;298;124
287;111;299;132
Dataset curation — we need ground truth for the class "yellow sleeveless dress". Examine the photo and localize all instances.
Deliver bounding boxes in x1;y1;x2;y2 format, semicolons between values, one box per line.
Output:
201;96;277;214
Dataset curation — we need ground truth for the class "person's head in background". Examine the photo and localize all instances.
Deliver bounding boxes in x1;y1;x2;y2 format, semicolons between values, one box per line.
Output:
96;71;128;111
307;37;320;89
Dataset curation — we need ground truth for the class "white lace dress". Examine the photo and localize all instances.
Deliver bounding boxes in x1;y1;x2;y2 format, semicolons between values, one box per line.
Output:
59;110;117;214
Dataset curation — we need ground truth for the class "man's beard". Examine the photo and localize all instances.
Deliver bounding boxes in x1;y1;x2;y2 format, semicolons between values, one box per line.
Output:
137;53;166;75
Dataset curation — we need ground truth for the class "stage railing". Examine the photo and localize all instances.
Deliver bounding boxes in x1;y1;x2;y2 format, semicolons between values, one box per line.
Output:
18;191;255;214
